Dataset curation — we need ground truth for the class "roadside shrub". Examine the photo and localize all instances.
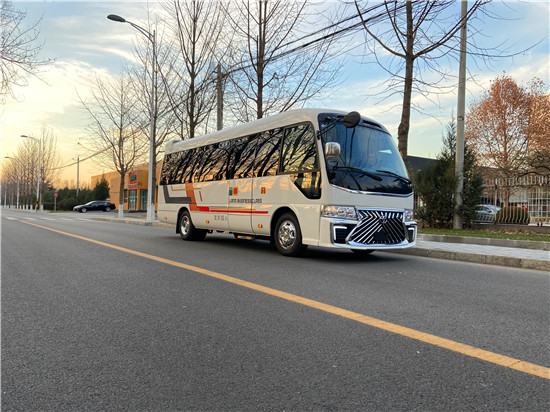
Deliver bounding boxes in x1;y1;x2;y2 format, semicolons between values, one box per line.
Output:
58;197;79;211
495;206;530;224
92;176;110;200
412;117;483;228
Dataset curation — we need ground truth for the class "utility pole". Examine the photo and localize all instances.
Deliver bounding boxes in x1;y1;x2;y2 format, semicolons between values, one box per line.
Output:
453;0;468;230
74;155;80;198
217;63;224;131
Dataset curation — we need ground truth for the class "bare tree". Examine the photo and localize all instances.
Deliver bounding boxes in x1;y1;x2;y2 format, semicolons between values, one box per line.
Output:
161;0;226;137
124;0;226;206
79;71;146;217
225;0;341;122
0;0;51;102
527;150;550;177
9;140;36;208
37;126;62;195
2;127;60;208
128;16;179;205
354;0;487;163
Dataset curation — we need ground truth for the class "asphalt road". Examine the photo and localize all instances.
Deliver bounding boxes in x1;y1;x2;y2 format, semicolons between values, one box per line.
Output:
2;210;549;411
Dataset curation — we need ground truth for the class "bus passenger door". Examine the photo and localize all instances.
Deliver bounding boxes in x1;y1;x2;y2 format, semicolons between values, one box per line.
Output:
251;129;282;236
227;136;255;233
189;143;230;231
194;180;229;231
228;179;253;233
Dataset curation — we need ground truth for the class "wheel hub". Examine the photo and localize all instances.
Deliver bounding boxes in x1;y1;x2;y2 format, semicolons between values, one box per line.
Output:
278;221;296;249
181;216;190;236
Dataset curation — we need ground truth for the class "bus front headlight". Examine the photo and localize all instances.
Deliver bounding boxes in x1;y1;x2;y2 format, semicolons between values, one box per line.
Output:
322;205;358;220
404;209;414;222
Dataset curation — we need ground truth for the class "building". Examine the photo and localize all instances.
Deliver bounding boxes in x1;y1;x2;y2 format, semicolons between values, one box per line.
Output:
91;162;162;212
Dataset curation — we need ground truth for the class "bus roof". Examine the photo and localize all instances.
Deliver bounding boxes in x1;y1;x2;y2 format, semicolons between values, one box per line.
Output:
164;108;386;154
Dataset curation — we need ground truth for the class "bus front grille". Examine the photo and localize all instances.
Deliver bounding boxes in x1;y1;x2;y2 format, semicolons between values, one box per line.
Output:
347;210;406;245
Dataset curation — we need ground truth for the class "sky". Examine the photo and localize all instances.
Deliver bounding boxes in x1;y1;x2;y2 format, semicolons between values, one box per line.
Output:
1;0;549;188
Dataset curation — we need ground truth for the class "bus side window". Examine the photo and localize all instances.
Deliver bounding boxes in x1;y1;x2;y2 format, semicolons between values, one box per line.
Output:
160;153;176;185
232;136;257;179
254;129;281;177
280;124;318;173
181;148;198;183
195;145;216;182
211;144;230;181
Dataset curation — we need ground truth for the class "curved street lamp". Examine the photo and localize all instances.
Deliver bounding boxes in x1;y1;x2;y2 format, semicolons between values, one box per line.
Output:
107;13;157;223
21;134;42;212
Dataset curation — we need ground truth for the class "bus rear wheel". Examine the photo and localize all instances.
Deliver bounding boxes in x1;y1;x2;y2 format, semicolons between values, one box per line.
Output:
274;213;306;257
179;210;206;241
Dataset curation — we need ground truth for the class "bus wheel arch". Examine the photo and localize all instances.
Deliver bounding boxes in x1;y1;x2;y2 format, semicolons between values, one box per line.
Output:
177;208;206;241
271;208;307;256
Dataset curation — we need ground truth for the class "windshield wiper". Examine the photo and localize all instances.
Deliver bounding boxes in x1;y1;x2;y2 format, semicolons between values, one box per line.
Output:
376;169;412;184
334;166;382;181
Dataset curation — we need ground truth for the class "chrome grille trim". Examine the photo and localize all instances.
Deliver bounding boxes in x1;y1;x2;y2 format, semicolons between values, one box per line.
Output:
347;209;406;245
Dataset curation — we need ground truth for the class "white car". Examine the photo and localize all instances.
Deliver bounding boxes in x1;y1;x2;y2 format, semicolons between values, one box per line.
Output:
474;204;500;223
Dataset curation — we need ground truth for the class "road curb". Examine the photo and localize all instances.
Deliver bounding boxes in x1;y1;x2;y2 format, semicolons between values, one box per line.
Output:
92;217;173;228
387;247;550;271
418;234;550;251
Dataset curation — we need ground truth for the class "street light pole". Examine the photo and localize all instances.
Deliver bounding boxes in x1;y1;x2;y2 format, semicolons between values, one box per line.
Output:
21;134;42;212
108;14;156;223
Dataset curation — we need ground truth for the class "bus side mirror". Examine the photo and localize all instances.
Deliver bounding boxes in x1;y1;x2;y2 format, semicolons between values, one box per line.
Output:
343;111;361;128
325;142;341;162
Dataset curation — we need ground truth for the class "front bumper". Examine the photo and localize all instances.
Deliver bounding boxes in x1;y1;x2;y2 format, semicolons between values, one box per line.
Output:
326;209;416;250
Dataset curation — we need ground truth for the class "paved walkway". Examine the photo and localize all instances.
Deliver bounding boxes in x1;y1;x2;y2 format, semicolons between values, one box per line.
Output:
419;239;548;260
396;236;549;271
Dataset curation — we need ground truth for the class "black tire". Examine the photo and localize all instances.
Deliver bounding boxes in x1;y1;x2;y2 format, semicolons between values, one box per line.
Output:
81;208;87;213
105;206;111;212
274;213;306;256
179;210;206;241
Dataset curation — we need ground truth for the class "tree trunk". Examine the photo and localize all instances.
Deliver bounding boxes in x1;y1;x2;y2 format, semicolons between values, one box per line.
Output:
118;171;125;218
256;0;266;119
397;1;414;165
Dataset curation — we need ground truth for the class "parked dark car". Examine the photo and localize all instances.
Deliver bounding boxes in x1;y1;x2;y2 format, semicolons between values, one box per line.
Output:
73;201;116;213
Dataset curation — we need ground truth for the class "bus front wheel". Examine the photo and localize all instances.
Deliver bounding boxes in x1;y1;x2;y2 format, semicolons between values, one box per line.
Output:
274;213;306;257
179;210;206;241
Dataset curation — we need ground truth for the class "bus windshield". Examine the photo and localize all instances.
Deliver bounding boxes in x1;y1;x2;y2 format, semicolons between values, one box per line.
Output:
320;118;411;194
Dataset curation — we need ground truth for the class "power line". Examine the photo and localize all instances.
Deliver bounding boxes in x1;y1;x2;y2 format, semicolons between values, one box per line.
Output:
221;1;409;77
49;147;109;171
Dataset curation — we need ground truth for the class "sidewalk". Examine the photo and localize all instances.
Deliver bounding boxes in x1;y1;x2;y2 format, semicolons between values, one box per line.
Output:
392;234;549;271
95;214;549;271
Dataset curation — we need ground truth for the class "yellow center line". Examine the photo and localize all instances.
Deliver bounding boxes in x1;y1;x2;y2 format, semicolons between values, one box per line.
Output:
22;220;550;380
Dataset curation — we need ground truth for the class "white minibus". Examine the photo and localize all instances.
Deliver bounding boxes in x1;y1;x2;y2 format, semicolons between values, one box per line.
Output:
158;108;416;256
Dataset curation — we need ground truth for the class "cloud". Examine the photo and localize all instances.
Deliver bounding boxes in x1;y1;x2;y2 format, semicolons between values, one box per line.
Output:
1;59;114;169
